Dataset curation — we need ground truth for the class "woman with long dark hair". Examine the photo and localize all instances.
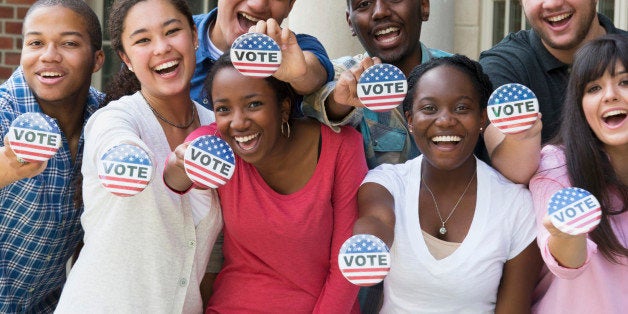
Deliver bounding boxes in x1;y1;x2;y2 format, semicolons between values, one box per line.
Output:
530;34;627;313
55;0;221;312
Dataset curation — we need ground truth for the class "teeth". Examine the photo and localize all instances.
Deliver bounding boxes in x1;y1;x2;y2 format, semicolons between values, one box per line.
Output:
154;60;179;71
603;109;627;118
234;133;259;143
40;72;62;77
375;27;399;36
240;12;260;23
432;135;461;142
547;13;571;22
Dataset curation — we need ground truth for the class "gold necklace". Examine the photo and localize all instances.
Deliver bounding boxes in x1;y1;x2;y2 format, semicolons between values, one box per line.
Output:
140;92;196;129
422;168;477;236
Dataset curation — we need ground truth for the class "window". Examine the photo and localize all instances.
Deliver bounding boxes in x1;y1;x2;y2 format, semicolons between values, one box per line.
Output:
89;0;217;90
481;0;627;52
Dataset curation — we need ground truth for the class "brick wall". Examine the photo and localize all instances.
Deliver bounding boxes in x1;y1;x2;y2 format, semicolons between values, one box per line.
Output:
0;0;36;83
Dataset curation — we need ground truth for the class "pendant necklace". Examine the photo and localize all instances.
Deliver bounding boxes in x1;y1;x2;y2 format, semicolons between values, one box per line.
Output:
140;92;196;129
422;168;476;236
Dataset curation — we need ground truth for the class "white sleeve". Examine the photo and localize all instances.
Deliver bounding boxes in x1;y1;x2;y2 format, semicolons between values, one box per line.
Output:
507;187;537;259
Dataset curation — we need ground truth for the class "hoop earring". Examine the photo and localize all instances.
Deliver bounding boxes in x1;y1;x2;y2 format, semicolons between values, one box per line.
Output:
281;121;291;139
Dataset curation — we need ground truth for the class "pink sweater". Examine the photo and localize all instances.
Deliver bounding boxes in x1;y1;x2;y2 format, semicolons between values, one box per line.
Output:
530;145;628;314
200;124;364;313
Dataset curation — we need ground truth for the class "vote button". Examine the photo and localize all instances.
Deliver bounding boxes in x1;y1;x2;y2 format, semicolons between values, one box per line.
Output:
184;135;235;189
548;187;602;235
338;234;391;287
357;63;407;112
97;144;153;197
230;32;282;78
7;112;62;163
487;83;539;134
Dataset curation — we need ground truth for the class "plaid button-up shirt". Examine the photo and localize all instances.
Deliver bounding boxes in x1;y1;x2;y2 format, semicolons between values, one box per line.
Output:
0;68;103;313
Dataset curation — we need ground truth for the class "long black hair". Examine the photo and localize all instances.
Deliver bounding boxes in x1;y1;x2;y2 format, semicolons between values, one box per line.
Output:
556;34;628;263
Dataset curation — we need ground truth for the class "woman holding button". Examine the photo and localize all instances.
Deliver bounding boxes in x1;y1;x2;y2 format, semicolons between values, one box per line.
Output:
164;52;365;313
354;55;542;313
56;0;221;312
530;34;628;313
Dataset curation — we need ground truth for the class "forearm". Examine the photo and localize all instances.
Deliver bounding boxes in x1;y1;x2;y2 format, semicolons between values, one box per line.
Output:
485;123;541;184
288;52;327;95
547;234;588;268
325;90;355;122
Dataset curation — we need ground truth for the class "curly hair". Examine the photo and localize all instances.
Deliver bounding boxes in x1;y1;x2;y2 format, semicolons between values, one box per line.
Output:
402;54;493;114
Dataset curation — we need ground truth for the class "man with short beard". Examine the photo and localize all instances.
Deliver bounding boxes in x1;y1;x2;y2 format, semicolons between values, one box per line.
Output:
480;0;626;143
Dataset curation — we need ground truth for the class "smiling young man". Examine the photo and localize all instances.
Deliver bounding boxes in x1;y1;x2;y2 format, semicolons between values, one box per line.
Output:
190;0;333;108
0;0;104;312
480;0;627;144
301;0;450;170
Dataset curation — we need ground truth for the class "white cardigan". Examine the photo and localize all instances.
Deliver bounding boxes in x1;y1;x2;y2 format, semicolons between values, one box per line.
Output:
56;92;222;314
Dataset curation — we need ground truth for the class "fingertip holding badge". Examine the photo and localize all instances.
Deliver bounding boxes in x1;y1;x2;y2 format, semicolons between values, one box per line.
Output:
487;83;540;134
356;63;407;112
184;135;235;189
230;33;282;78
97;144;153;197
7;112;62;163
547;187;602;235
339;234;391;286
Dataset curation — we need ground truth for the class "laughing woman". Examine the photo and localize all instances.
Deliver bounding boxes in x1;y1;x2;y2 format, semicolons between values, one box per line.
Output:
55;1;221;312
530;34;628;314
354;55;542;313
164;52;365;313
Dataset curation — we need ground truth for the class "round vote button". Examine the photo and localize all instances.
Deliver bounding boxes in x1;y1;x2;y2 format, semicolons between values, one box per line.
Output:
184;135;235;189
230;32;282;77
338;234;391;287
548;187;602;235
357;63;407;112
487;83;539;134
7;112;62;163
97;144;153;197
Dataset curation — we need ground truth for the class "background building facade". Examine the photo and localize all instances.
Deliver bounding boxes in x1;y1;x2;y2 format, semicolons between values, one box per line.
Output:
0;0;626;88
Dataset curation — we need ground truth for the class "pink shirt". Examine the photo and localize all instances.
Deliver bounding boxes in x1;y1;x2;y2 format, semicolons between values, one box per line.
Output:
530;145;628;314
196;124;364;313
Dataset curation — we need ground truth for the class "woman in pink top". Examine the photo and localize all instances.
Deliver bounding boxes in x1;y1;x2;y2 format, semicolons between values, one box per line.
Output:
530;34;628;313
164;52;364;313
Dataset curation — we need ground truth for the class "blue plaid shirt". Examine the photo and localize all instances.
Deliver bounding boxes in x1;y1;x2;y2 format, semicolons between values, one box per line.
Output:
0;68;103;313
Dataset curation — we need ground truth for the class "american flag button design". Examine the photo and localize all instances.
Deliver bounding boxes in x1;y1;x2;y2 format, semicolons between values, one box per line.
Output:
230;32;282;77
548;187;601;235
357;63;407;112
7;112;62;162
487;83;539;134
339;234;391;287
97;144;153;197
184;135;235;189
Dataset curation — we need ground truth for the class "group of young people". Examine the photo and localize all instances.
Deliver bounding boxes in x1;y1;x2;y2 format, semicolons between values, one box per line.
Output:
0;0;625;313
